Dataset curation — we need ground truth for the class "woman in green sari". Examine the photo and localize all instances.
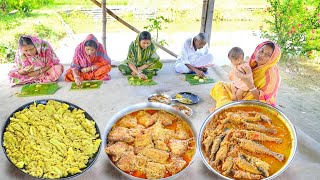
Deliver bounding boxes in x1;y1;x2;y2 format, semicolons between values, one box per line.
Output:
118;31;162;79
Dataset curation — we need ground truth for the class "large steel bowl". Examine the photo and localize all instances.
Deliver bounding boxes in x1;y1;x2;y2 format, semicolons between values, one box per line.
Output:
198;100;297;180
103;102;198;180
1;99;101;179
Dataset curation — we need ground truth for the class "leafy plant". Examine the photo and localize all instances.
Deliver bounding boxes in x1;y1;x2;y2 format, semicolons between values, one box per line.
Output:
260;0;320;61
144;16;171;46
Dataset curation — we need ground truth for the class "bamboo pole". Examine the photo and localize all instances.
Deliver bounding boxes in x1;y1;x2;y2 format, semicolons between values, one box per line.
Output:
205;0;215;44
102;0;106;49
200;0;209;33
90;0;178;58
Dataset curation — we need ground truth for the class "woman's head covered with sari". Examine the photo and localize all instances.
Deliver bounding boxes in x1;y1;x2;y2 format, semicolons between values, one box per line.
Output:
71;34;111;70
210;41;282;108
249;41;281;106
124;31;159;67
15;35;60;69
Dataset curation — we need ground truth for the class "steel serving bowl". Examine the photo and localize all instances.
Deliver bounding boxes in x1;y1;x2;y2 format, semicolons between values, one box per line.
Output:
103;102;198;180
147;94;172;105
1;99;101;179
198;100;297;180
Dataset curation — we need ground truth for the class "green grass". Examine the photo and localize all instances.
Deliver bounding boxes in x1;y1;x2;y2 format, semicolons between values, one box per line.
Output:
0;12;66;63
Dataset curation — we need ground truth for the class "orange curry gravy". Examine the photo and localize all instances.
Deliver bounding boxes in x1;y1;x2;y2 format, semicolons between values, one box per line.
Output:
107;109;196;179
202;106;294;179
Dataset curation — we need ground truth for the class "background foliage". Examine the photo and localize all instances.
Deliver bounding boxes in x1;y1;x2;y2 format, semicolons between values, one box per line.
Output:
261;0;320;61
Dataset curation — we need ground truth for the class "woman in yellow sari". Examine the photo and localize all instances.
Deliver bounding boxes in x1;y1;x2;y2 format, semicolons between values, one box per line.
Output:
210;41;281;109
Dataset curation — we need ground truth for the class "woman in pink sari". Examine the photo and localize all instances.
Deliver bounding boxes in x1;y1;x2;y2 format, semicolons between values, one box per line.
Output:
8;35;64;87
65;34;112;86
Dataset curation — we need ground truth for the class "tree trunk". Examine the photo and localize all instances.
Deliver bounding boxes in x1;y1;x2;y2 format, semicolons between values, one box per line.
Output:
102;0;106;49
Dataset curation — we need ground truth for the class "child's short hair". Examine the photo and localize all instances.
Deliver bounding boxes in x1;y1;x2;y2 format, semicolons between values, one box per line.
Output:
228;47;244;59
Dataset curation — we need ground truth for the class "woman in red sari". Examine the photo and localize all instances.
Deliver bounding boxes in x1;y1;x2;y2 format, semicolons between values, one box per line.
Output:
8;35;64;87
210;41;281;110
65;34;112;86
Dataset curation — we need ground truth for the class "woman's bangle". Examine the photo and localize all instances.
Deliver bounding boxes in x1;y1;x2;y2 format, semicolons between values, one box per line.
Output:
249;87;257;92
74;75;80;79
39;68;43;74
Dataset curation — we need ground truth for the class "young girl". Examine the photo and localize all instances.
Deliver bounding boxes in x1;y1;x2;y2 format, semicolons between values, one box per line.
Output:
8;35;64;87
118;31;162;79
65;34;112;86
228;47;254;101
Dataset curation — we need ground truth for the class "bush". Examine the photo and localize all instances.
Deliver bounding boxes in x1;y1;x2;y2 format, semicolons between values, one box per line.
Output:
260;0;320;60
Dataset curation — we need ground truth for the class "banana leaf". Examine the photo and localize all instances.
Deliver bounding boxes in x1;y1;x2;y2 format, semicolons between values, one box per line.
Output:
128;75;157;86
70;80;103;90
184;74;215;85
18;83;60;97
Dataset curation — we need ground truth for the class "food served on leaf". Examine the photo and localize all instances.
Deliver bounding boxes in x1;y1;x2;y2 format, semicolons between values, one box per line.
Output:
193;75;208;82
201;108;293;179
105;110;196;179
172;104;193;117
3;100;101;179
148;94;172;104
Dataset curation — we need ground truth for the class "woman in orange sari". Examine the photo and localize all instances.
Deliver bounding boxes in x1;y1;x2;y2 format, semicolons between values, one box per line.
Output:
65;34;112;86
210;41;281;109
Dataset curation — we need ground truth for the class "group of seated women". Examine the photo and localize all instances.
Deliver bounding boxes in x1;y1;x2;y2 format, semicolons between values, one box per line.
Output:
8;31;282;109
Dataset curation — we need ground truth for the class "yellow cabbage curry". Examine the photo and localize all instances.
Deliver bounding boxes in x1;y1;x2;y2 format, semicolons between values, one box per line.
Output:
105;110;196;179
201;106;293;180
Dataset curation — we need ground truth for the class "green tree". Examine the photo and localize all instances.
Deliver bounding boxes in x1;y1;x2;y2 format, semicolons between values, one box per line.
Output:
260;0;320;60
144;16;171;46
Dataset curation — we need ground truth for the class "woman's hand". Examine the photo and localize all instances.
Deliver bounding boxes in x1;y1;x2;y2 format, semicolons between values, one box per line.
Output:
74;76;82;86
138;72;147;80
249;88;260;100
195;69;205;78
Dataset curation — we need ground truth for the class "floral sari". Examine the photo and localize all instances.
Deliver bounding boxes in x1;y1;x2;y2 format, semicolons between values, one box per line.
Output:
8;35;63;86
210;41;281;108
118;33;162;75
65;34;112;81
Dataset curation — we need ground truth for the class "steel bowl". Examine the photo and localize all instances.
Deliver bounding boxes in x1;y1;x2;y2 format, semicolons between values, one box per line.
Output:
1;99;101;179
198;100;297;180
147;94;172;105
103;102;198;180
171;104;193;117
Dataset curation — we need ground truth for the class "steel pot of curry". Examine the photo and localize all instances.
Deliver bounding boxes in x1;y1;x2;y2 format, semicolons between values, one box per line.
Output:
103;102;197;179
198;100;297;180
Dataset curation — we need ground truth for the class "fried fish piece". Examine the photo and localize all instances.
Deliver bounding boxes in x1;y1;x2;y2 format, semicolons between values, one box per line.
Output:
137;111;155;127
236;138;284;161
235;130;282;143
135;147;169;163
242;153;271;177
232;170;263;180
108;126;134;143
235;154;261;175
166;157;187;175
145;162;166;179
117;115;137;128
105;142;130;162
151;110;175;126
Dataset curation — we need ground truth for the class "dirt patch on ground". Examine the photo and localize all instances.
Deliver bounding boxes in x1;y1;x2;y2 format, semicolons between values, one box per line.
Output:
280;62;320;91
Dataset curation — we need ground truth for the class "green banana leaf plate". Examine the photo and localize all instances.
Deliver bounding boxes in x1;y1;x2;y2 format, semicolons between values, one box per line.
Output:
128;75;157;86
18;83;60;97
71;80;103;90
184;74;215;85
